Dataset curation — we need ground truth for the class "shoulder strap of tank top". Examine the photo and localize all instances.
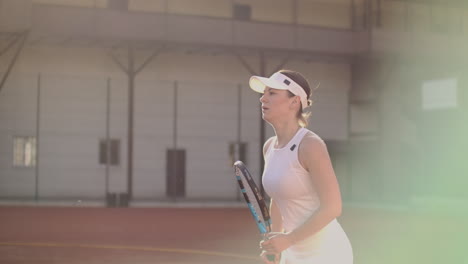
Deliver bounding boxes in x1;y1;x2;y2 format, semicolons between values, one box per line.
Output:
265;136;276;158
289;128;309;152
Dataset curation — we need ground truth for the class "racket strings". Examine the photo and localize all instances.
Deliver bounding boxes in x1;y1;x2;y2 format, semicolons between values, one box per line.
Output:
235;164;270;233
240;175;267;225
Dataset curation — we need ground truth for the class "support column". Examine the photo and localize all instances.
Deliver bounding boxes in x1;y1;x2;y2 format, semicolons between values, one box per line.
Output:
127;45;135;199
109;43;164;202
259;52;266;189
35;73;41;201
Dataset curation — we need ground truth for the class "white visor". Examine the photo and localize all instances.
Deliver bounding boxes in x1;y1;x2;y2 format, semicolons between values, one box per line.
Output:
249;72;308;110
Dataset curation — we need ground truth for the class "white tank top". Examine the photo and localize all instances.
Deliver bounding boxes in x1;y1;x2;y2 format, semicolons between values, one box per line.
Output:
262;128;353;264
262;127;320;232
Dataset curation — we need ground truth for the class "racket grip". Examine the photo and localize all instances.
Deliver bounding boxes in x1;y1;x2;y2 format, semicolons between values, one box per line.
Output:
266;254;275;262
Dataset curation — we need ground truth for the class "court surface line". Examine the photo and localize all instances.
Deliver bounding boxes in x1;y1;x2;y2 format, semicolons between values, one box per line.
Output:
0;242;257;260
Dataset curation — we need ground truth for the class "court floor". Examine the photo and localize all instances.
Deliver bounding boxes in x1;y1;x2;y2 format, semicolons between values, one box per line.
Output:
0;205;466;264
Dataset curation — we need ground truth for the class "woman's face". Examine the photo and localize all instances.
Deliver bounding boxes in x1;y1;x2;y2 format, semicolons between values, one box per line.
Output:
260;87;297;123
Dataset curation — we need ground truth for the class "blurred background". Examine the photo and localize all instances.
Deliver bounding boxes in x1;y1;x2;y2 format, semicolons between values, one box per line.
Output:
0;0;467;263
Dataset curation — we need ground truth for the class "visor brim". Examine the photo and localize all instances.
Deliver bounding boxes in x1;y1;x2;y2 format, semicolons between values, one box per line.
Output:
249;76;288;94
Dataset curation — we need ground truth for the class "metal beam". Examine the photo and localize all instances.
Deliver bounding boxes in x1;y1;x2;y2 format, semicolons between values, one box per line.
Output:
127;44;135;200
0;33;21;58
0;31;28;94
135;46;164;75
35;73;41;201
258;51;266;193
109;48;129;74
234;51;258;76
270;55;291;76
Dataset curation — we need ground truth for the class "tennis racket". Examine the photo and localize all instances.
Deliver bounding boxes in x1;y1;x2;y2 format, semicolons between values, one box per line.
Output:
233;160;276;262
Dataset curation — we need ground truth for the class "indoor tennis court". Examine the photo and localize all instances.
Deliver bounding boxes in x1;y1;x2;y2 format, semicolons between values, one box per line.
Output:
1;1;467;264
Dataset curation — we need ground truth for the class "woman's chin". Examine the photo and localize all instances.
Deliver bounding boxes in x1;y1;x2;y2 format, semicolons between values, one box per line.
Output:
262;113;272;123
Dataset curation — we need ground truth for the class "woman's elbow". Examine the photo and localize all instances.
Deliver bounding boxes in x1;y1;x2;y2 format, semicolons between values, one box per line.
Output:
334;205;342;218
326;203;342;219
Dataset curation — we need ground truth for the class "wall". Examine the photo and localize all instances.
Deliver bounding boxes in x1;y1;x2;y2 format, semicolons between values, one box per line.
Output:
0;45;351;200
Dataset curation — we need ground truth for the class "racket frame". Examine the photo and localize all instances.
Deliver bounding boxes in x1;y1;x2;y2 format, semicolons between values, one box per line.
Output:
234;160;276;262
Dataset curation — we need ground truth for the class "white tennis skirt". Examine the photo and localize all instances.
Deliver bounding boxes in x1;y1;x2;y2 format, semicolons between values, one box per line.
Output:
280;220;353;264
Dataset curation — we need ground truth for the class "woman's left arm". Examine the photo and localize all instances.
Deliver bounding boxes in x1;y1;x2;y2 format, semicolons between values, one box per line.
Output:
263;135;342;253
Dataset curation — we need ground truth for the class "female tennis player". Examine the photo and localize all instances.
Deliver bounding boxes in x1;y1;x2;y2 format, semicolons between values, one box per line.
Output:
250;69;353;264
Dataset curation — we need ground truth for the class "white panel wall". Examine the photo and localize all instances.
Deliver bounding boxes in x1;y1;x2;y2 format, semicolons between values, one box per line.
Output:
0;45;351;200
310;81;349;140
38;74;107;198
133;79;173;199
177;81;238;199
0;73;37;197
309;63;350;140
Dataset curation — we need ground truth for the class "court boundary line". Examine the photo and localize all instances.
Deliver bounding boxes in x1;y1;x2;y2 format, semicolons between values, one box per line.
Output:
0;242;257;260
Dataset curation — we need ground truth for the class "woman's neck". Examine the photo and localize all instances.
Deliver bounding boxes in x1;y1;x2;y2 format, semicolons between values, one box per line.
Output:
272;121;301;149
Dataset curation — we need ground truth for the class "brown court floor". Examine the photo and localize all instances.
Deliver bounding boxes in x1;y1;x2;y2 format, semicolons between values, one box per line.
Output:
0;205;466;264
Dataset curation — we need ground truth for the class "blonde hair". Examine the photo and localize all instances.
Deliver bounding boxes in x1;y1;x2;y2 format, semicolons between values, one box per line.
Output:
280;69;313;128
297;99;313;128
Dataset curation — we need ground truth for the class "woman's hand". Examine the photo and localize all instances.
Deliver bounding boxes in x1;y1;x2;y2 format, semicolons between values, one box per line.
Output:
260;232;295;255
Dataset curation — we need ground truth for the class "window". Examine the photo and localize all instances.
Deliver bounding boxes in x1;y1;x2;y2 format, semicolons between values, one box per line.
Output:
99;139;120;166
422;78;458;110
166;149;186;198
13;136;37;167
233;4;251;21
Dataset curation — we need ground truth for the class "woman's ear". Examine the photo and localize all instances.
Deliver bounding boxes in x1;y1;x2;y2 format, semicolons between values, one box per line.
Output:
290;96;300;109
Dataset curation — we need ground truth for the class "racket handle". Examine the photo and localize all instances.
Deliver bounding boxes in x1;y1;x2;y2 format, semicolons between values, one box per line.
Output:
266;254;275;262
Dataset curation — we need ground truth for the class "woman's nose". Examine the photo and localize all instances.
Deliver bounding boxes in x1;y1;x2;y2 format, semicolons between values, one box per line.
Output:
260;94;267;103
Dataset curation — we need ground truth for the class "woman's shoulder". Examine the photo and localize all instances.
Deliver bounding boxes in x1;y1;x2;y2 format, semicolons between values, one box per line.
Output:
302;129;325;144
298;130;330;170
299;130;327;155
